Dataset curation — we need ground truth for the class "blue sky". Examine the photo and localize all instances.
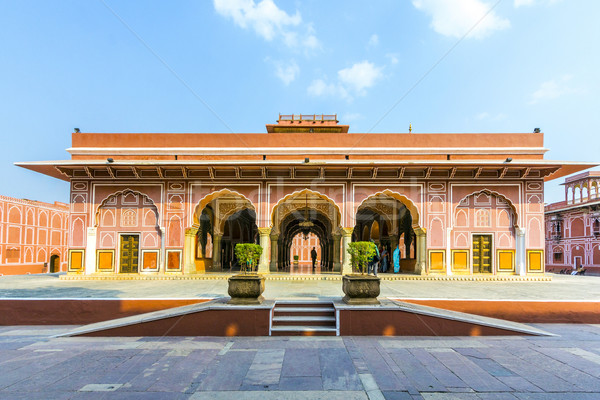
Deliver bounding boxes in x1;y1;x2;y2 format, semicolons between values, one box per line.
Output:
1;0;598;204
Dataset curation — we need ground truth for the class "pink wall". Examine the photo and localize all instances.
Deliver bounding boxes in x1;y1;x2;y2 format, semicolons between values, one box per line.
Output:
0;195;69;274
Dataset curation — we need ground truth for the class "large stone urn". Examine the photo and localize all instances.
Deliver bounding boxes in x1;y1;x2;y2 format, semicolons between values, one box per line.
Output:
228;274;265;305
342;274;381;305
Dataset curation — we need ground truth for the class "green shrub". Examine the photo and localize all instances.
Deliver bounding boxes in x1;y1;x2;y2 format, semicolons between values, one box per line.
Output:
234;243;263;273
347;241;377;274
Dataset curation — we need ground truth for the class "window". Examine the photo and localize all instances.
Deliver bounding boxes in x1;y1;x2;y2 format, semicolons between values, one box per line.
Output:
475;209;490;227
593;219;600;237
553;252;563;262
552;220;562;240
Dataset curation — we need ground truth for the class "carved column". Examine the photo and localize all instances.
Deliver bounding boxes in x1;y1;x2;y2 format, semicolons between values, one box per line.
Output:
341;227;354;275
212;234;223;270
159;227;166;273
446;228;452;276
332;233;342;272
257;227;271;274
414;227;427;275
183;227;198;274
269;233;279;272
85;227;97;275
516;228;526;276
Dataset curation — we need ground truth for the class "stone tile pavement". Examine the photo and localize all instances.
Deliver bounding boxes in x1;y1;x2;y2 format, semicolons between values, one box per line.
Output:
1;273;599;300
0;324;600;399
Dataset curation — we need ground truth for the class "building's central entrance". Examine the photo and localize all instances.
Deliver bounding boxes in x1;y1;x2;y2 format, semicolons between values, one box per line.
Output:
271;190;342;274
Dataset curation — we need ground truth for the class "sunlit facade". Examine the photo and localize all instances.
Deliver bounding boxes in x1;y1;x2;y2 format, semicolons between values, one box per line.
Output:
17;115;594;276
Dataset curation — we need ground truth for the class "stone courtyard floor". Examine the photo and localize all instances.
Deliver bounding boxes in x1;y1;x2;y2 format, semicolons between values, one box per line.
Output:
0;324;600;399
0;272;599;300
1;273;600;399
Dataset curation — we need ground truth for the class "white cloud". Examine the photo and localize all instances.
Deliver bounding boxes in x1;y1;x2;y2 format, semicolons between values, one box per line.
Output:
412;0;510;39
338;61;384;95
368;34;379;47
308;61;383;101
214;0;320;50
528;74;579;105
386;53;399;65
274;60;299;85
307;79;349;100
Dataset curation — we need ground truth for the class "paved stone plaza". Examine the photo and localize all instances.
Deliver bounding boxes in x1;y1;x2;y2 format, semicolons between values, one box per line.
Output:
1;274;600;398
0;324;599;399
0;273;599;300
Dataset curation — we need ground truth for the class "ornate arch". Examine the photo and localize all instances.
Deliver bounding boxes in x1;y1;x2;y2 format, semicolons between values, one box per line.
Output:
454;189;520;228
94;189;160;228
270;189;342;230
193;188;257;228
355;190;421;229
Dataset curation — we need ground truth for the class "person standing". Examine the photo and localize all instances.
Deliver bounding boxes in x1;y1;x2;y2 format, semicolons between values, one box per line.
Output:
393;246;400;273
311;247;317;271
369;240;380;275
380;247;388;273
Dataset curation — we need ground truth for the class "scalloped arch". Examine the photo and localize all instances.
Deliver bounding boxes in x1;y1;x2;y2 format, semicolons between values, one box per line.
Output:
355;189;421;228
454;189;520;228
270;188;342;228
94;189;159;228
193;188;256;228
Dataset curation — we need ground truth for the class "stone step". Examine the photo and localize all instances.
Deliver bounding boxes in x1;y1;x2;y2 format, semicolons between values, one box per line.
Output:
274;301;335;309
270;325;337;336
273;309;335;318
273;306;335;313
272;315;336;327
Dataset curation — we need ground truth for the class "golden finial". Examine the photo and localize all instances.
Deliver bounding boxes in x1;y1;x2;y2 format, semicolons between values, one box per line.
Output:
409;123;412;133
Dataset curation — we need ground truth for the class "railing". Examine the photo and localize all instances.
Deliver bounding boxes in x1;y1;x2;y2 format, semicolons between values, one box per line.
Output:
278;114;337;122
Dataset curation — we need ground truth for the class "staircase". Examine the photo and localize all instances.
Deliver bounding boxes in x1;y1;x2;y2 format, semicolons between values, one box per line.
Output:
270;301;337;336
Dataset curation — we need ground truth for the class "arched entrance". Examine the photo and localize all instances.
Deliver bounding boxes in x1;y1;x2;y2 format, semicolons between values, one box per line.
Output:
271;190;342;273
49;254;60;273
193;191;257;273
94;189;162;274
354;192;421;274
453;190;519;274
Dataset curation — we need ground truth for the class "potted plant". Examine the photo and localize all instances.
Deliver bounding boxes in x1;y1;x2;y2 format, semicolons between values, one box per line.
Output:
293;254;299;267
342;241;381;304
227;243;265;305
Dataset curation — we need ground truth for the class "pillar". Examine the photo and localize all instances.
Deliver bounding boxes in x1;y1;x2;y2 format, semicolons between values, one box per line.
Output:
257;227;271;274
212;234;222;269
183;227;198;274
332;233;342;272
159;226;166;273
414;227;427;275
269;233;279;272
84;227;97;275
445;228;452;276
516;228;526;276
341;227;353;274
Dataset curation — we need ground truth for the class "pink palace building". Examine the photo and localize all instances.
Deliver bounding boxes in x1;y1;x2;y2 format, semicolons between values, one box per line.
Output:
16;115;595;277
0;195;69;275
545;171;600;274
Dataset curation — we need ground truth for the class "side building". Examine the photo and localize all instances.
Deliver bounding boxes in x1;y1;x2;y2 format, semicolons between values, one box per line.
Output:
0;195;69;275
16;115;596;277
545;171;600;274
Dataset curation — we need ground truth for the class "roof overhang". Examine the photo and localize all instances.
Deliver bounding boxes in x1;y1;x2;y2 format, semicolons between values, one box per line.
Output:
15;159;597;182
